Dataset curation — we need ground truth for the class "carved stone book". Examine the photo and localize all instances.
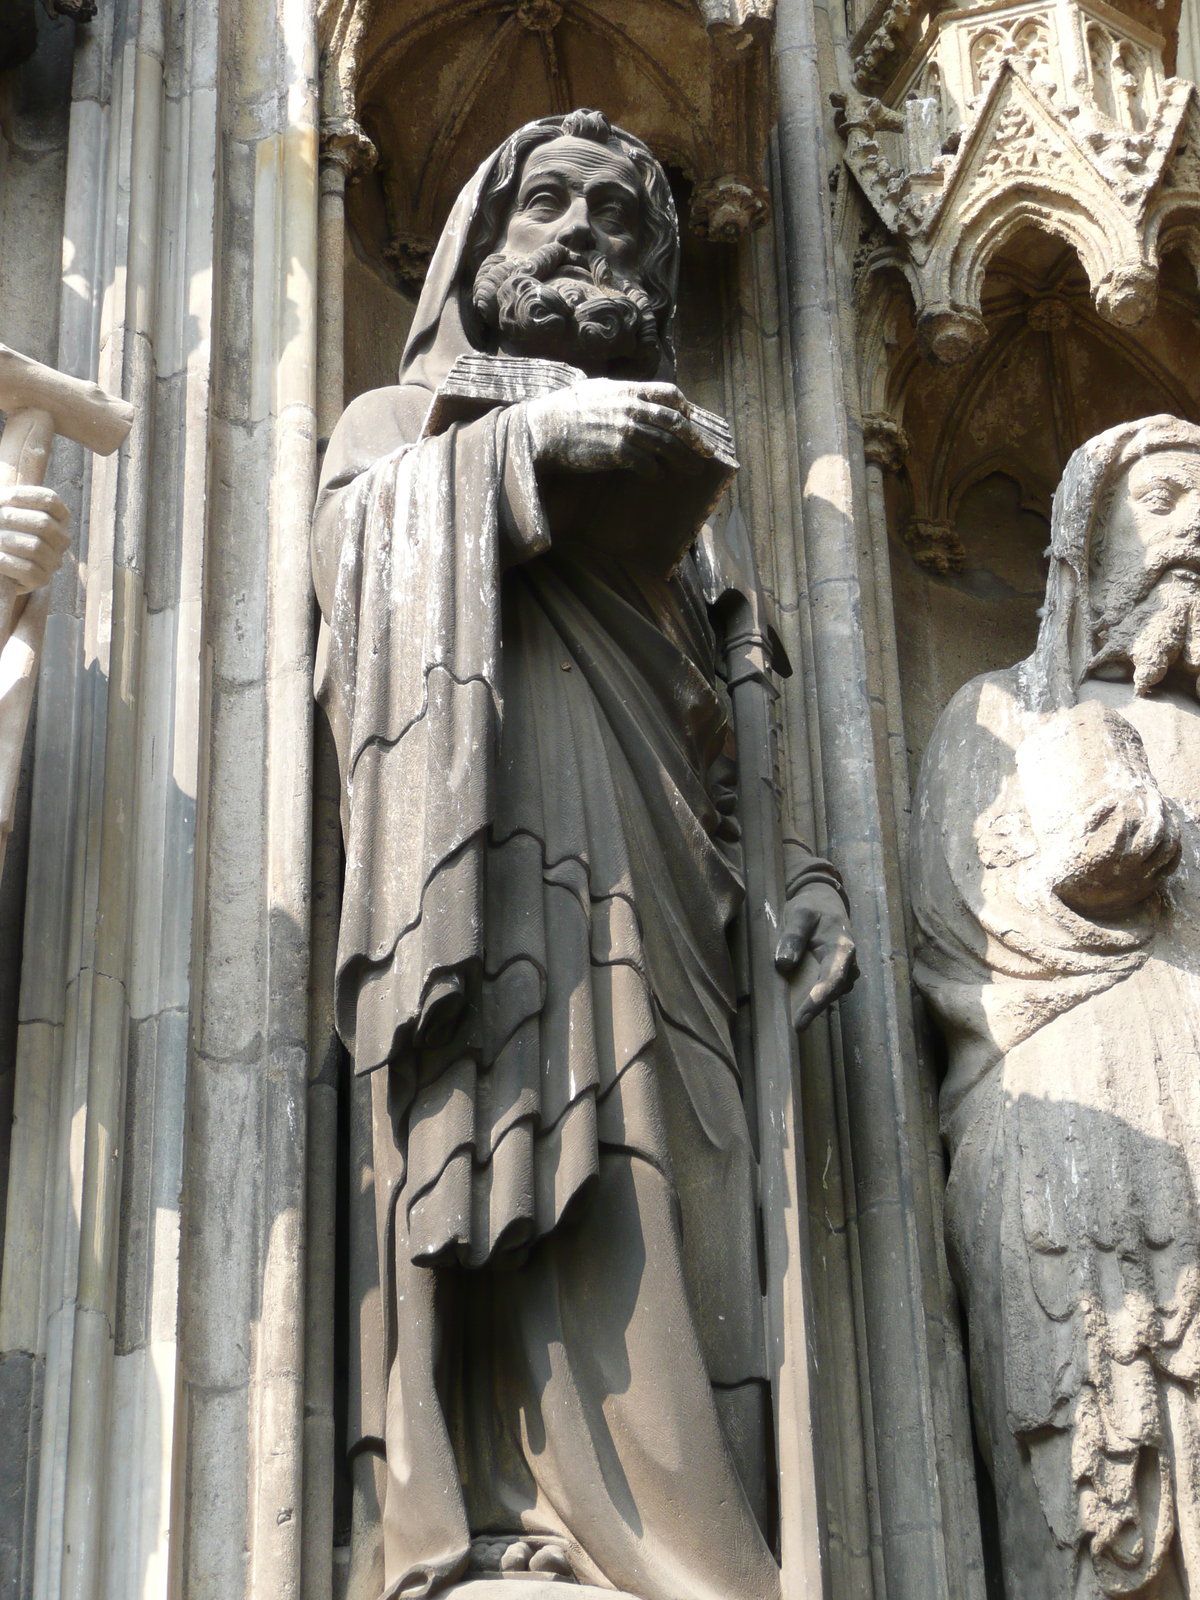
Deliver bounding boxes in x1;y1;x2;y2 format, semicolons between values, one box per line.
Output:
423;353;738;574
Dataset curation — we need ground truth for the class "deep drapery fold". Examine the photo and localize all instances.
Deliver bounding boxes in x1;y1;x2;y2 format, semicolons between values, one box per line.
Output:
316;408;667;1267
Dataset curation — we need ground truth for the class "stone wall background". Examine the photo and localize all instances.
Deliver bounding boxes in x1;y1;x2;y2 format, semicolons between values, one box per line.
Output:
0;2;316;1599
0;0;981;1593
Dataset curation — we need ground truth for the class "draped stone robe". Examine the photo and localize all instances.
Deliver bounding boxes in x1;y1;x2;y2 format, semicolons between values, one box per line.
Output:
313;381;788;1600
913;666;1200;1599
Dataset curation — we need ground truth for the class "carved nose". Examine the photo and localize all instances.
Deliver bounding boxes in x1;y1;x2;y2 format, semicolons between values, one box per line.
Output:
556;200;595;250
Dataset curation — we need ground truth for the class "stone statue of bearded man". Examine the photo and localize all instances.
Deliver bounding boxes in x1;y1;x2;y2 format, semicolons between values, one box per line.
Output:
913;415;1200;1599
312;110;856;1600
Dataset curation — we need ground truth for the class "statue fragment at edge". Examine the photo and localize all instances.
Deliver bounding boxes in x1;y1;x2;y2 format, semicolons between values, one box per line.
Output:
913;416;1200;1597
311;110;858;1600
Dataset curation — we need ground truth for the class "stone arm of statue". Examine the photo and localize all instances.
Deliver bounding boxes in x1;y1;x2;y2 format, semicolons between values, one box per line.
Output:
1013;698;1180;917
0;482;70;595
311;378;715;619
312;386;424;618
774;837;859;1031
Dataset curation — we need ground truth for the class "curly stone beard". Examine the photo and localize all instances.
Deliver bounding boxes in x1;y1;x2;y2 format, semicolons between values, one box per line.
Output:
1088;568;1200;696
472;241;661;376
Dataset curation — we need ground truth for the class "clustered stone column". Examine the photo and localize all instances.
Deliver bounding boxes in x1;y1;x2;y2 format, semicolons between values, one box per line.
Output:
774;1;985;1594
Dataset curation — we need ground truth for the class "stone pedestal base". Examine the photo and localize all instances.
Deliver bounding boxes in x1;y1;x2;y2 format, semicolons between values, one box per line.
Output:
450;1582;629;1600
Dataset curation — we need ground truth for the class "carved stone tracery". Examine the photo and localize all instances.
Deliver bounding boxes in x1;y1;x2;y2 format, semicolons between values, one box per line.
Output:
318;0;378;171
838;0;1200;365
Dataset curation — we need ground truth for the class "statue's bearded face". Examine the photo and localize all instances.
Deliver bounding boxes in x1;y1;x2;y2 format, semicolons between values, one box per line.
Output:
472;136;661;377
1088;449;1200;694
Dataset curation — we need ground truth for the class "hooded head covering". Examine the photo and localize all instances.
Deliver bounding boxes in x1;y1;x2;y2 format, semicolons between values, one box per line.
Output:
1031;413;1200;710
398;108;681;400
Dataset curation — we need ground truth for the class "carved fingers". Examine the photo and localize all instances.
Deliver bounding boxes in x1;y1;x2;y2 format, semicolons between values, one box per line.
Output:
1015;700;1182;916
0;483;71;594
524;379;716;479
774;882;860;1032
626;401;712;476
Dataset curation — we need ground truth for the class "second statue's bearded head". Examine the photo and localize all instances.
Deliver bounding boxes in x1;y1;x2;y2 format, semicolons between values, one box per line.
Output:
1033;416;1200;708
1086;446;1200;694
465;109;677;379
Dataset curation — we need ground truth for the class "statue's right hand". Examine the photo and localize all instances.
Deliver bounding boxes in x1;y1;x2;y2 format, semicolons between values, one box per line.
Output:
1052;786;1180;916
524;380;715;479
1016;700;1181;916
0;483;71;595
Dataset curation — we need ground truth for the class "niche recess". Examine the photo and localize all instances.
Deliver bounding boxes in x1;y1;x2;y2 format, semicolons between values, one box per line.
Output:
319;0;778;403
875;228;1200;782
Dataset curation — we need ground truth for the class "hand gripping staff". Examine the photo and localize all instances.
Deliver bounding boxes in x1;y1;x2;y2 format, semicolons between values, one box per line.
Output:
0;344;134;877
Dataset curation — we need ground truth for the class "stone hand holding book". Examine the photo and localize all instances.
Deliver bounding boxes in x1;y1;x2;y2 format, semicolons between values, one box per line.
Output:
423;353;738;575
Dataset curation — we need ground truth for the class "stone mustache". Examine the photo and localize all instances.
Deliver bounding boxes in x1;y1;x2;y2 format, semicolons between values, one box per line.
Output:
311;110;856;1600
913;416;1200;1598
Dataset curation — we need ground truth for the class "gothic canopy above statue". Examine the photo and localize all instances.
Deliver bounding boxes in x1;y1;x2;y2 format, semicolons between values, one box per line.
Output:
318;0;775;279
838;0;1200;364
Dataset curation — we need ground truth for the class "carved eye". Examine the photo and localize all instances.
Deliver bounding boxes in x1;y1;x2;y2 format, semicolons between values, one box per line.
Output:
523;188;564;218
1137;482;1184;514
595;202;630;228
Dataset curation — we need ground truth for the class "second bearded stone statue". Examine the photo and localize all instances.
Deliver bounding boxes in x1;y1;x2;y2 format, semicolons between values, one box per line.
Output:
914;415;1200;1598
312;109;857;1600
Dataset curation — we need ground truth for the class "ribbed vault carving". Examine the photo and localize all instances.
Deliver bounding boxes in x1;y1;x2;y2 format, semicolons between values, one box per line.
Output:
862;231;1200;573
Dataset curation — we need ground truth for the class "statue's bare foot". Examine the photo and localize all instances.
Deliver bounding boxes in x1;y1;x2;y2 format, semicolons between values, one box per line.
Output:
468;1536;576;1582
528;1544;573;1578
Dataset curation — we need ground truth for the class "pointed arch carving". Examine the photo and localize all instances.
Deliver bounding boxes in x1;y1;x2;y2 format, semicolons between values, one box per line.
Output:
837;0;1200;365
854;226;1200;578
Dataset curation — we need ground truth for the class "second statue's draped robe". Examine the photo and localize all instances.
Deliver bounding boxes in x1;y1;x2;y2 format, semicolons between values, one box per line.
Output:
315;395;782;1600
913;668;1200;1598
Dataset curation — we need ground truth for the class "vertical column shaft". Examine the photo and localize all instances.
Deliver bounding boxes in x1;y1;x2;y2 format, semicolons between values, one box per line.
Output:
57;5;165;1597
773;0;952;1594
246;0;319;1594
302;149;348;1600
860;439;911;878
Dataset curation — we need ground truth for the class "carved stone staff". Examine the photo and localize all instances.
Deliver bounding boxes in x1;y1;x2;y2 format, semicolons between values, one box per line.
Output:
697;505;832;1600
0;344;133;876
